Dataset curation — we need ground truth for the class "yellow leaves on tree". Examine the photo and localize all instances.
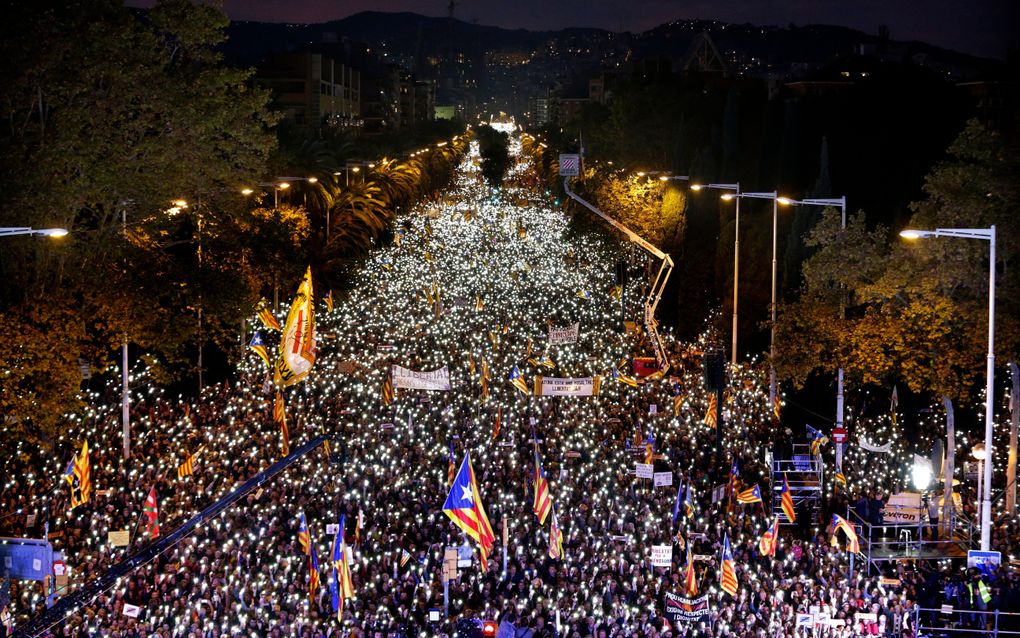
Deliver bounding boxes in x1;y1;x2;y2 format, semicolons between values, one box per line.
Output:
0;301;86;442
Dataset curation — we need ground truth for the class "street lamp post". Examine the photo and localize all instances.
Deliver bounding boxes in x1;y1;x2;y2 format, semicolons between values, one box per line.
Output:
900;225;996;551
0;227;68;237
778;197;848;433
277;176;319;209
691;183;741;364
716;191;784;404
242;183;292;312
971;440;987;534
336;161;375;186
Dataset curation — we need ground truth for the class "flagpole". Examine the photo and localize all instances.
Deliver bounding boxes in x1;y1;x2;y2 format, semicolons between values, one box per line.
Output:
443;577;449;618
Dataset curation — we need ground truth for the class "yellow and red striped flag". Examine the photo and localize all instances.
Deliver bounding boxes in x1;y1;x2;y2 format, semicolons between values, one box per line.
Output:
274;391;289;457
381;367;395;406
704;394;718;428
71;441;91;508
758;516;780;557
548;507;564;560
176;448;201;479
719;534;738;596
832;514;861;554
532;446;552;525
258;304;281;331
781;474;796;523
683;546;698;596
443;453;496;571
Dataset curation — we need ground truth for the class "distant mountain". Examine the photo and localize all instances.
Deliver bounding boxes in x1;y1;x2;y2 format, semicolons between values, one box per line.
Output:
220;10;999;80
221;11;588;67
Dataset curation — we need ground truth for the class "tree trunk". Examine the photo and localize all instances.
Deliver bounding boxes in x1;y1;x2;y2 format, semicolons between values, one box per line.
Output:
1008;361;1019;516
943;396;955;539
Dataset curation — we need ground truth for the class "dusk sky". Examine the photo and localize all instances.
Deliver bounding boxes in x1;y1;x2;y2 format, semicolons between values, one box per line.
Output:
127;0;1015;59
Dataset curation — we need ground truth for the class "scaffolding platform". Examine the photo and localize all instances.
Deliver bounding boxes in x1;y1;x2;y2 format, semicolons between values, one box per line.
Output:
771;444;823;525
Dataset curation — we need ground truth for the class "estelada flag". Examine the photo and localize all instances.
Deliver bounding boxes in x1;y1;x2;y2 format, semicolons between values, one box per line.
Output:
443;453;495;570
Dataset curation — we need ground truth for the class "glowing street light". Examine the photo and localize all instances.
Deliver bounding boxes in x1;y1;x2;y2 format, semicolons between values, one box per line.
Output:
900;225;996;551
692;183;741;365
0;227;69;238
780;196;849;439
719;191;789;405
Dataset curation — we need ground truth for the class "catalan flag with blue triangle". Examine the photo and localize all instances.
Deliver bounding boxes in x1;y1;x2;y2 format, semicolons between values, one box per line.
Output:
297;512;311;556
532;444;552;525
331;514;355;620
736;484;763;505
249;331;271;367
508;365;530;395
443;452;496;571
671;478;684;525
719;533;738;596
832;513;861;554
781;473;796;523
309;544;321;600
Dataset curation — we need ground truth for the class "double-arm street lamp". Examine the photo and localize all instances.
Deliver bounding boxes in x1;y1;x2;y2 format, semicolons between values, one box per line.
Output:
778;197;848;436
690;183;742;364
277;176;319;208
0;227;68;238
715;191;789;407
334;161;376;186
242;182;291;208
901;225;996;551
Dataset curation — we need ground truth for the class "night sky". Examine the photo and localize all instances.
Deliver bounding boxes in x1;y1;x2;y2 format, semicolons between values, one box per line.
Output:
127;0;1014;59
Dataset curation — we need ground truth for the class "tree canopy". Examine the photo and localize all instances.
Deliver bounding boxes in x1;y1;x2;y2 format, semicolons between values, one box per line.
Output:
776;120;1020;401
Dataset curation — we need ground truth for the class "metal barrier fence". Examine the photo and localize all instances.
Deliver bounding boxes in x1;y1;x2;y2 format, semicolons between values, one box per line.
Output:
915;607;1020;637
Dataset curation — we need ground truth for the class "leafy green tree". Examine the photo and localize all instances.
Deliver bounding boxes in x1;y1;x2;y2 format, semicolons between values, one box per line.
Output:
777;120;1020;401
0;0;279;435
476;125;510;187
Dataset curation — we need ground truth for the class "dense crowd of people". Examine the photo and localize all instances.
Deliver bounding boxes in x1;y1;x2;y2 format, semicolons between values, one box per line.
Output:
2;135;1018;637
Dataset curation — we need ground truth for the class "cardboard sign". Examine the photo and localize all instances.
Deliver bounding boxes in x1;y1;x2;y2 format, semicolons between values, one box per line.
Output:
650;545;672;567
711;485;727;503
548;323;579;345
123;603;142;618
856;613;877;623
648;404;658;414
879;577;901;586
442;548;459;583
108;531;131;547
635;463;654;479
654;472;673;488
325;524;340;535
796;614;814;628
